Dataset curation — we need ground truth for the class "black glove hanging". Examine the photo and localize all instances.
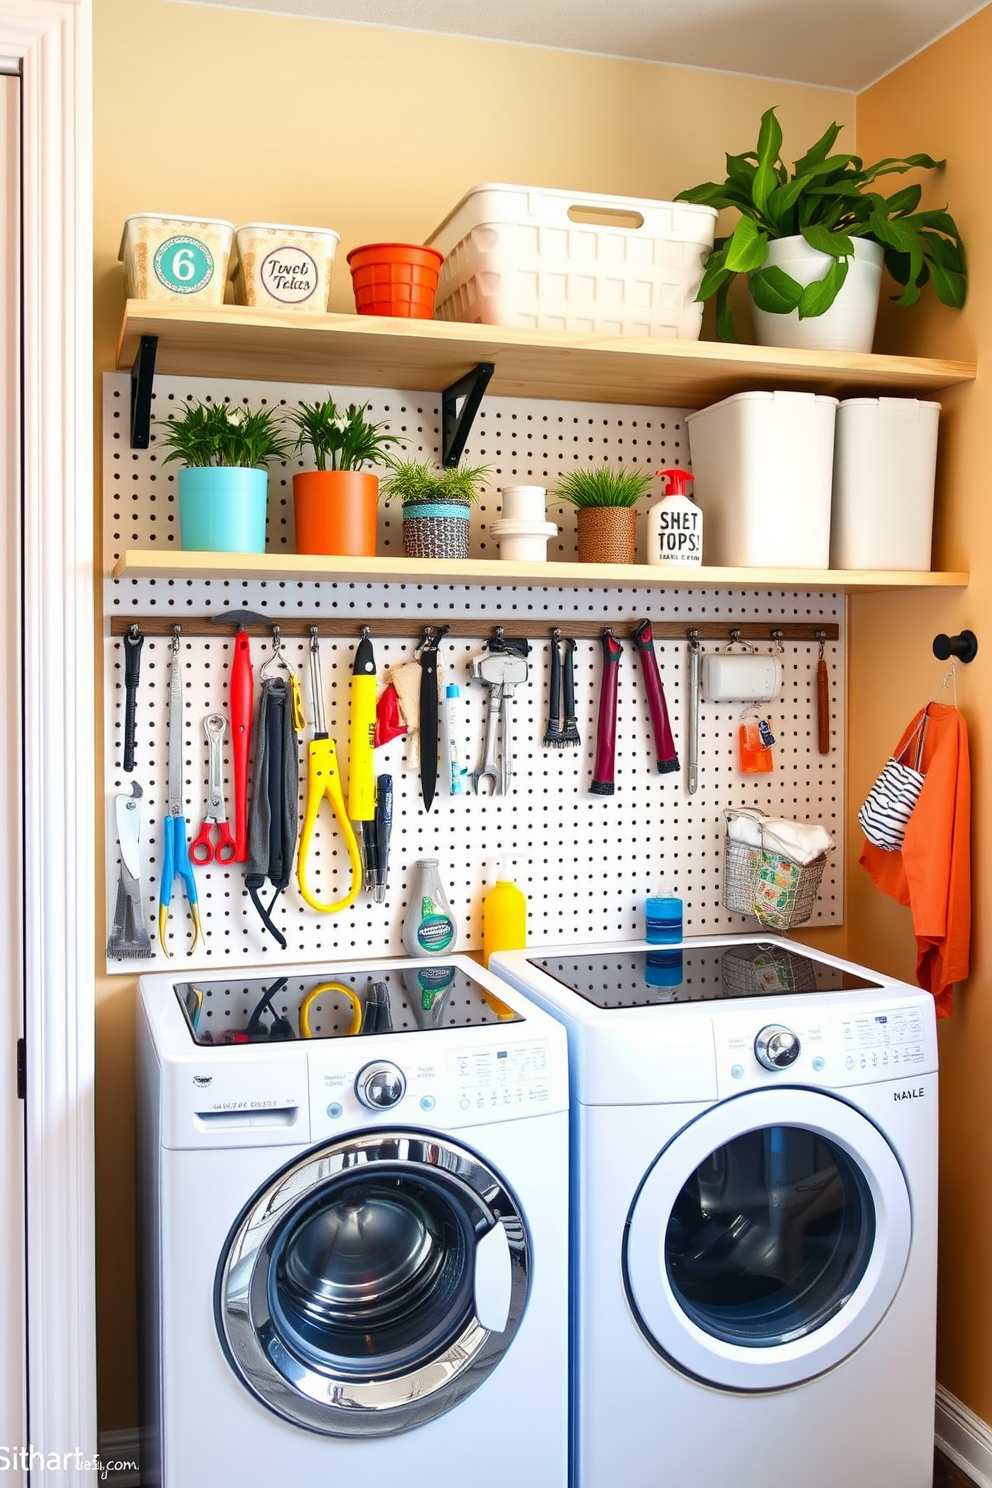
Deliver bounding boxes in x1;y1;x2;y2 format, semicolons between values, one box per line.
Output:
245;676;299;948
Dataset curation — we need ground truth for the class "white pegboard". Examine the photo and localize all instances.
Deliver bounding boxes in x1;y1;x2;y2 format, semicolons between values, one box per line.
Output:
103;372;845;973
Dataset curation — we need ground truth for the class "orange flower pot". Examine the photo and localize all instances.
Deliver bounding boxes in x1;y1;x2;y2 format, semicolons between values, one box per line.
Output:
347;243;444;319
292;470;379;557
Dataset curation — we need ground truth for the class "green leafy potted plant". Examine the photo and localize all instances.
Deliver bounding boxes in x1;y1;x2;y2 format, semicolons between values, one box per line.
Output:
379;458;491;560
553;465;654;565
286;395;402;557
155;399;292;553
675;107;967;351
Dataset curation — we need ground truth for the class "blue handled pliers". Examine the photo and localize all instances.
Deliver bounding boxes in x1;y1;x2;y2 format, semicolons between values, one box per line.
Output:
158;628;203;956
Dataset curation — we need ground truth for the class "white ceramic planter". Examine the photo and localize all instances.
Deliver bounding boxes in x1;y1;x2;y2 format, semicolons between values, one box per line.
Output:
750;236;884;354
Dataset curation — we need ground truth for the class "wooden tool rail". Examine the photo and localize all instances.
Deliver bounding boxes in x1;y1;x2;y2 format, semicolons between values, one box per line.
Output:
110;617;840;643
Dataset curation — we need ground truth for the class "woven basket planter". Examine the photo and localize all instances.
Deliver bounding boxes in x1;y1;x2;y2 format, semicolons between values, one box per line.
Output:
576;506;637;564
402;499;471;559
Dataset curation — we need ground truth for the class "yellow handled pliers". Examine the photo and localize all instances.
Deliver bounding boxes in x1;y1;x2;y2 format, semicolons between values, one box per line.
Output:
297;629;363;914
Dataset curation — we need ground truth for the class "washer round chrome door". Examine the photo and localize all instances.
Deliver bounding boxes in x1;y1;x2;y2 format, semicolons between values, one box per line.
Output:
217;1129;529;1436
623;1090;912;1391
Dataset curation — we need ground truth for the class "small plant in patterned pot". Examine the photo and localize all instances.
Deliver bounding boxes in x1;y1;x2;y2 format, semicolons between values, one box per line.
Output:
379;457;491;561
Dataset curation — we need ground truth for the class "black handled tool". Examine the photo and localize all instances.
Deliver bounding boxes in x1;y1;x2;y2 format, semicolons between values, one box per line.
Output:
122;625;144;772
560;636;580;747
418;625;450;811
544;630;562;747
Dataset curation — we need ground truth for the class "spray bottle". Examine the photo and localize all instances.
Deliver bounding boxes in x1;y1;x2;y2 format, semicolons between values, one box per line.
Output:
647;467;703;567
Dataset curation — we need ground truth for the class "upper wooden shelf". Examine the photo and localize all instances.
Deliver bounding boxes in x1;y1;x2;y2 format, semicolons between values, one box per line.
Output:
116;301;976;408
110;549;969;593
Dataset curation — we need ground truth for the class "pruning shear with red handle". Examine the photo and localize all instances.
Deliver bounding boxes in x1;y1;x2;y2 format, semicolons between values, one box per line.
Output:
191;714;236;865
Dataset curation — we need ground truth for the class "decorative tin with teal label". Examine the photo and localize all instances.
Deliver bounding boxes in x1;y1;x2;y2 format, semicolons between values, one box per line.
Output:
154;234;215;295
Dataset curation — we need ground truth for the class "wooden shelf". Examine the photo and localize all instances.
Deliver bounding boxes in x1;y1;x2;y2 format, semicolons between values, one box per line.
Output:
116;301;976;409
111;549;969;593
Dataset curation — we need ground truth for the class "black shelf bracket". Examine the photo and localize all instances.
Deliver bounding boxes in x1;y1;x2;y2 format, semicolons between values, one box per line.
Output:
441;362;494;467
130;335;158;450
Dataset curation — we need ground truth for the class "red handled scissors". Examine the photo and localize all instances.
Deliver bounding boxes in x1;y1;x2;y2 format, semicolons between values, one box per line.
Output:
191;713;236;865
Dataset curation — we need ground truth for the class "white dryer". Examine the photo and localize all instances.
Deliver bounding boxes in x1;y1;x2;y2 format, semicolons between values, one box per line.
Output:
137;955;569;1488
490;935;938;1488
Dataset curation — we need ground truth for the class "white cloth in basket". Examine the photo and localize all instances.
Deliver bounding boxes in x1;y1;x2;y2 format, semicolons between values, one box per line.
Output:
761;818;832;865
727;811;766;847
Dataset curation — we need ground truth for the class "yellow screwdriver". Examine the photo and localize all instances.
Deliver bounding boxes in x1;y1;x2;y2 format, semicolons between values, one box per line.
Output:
297;628;362;914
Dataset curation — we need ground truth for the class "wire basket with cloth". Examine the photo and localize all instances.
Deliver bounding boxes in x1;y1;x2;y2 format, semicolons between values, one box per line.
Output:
723;808;833;930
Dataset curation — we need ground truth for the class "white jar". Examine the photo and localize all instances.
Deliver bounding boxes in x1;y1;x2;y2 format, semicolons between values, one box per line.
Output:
499;484;549;521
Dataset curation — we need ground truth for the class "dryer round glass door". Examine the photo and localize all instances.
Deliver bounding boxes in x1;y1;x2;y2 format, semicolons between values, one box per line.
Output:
216;1129;529;1435
623;1089;911;1390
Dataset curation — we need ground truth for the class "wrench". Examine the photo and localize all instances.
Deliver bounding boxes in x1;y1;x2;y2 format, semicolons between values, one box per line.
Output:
472;652;529;793
497;656;529;793
473;678;503;794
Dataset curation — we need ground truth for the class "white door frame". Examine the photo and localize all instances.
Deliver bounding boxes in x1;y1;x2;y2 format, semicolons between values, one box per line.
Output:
0;1;95;1480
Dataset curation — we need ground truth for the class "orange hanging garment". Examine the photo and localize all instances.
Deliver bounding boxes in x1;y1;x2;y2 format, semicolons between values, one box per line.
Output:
859;703;971;1016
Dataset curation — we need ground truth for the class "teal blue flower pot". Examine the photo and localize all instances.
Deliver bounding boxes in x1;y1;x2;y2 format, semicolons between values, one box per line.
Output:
178;467;268;553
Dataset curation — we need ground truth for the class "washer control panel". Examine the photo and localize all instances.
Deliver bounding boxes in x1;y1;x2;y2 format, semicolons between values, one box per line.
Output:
310;1037;557;1135
717;999;932;1093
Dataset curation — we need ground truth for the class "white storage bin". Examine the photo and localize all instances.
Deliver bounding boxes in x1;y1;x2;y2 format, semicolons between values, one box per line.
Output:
685;391;838;568
232;222;340;311
426;183;717;338
119;213;234;303
831;398;940;570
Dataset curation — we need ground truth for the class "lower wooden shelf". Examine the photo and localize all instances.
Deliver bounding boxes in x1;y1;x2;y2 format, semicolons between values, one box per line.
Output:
110;549;969;593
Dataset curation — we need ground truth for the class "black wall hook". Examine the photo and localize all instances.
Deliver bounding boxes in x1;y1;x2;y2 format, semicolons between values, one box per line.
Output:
933;630;978;663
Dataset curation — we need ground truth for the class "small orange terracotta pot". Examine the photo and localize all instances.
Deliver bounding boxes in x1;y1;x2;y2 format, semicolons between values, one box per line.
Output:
576;506;637;564
293;470;379;557
347;243;444;319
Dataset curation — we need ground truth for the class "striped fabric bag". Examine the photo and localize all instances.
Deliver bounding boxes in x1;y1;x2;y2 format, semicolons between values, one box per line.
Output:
858;713;928;851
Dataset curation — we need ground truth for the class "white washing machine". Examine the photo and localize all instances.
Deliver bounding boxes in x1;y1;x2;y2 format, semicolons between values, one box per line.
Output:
137;955;569;1488
490;934;938;1488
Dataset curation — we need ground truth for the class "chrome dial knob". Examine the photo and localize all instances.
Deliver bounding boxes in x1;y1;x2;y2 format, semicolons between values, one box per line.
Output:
755;1024;801;1072
356;1061;407;1110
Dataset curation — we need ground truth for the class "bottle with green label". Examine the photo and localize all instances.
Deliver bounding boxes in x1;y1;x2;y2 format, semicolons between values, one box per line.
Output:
403;859;457;958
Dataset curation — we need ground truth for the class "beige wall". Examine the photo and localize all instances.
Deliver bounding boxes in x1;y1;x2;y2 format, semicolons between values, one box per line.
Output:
855;10;991;1427
93;0;862;1432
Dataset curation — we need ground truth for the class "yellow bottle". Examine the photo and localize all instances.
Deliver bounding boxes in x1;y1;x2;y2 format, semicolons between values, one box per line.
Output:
483;858;527;967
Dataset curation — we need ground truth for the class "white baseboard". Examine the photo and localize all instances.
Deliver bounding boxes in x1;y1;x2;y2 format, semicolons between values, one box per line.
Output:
96;1428;141;1488
937;1385;992;1487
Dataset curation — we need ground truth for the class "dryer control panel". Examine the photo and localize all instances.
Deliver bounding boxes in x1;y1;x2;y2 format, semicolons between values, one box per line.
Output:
715;997;933;1095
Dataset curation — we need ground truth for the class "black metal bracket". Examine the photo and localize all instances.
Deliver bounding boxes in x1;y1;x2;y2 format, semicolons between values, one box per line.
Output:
441;362;494;467
129;335;158;449
933;629;978;663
